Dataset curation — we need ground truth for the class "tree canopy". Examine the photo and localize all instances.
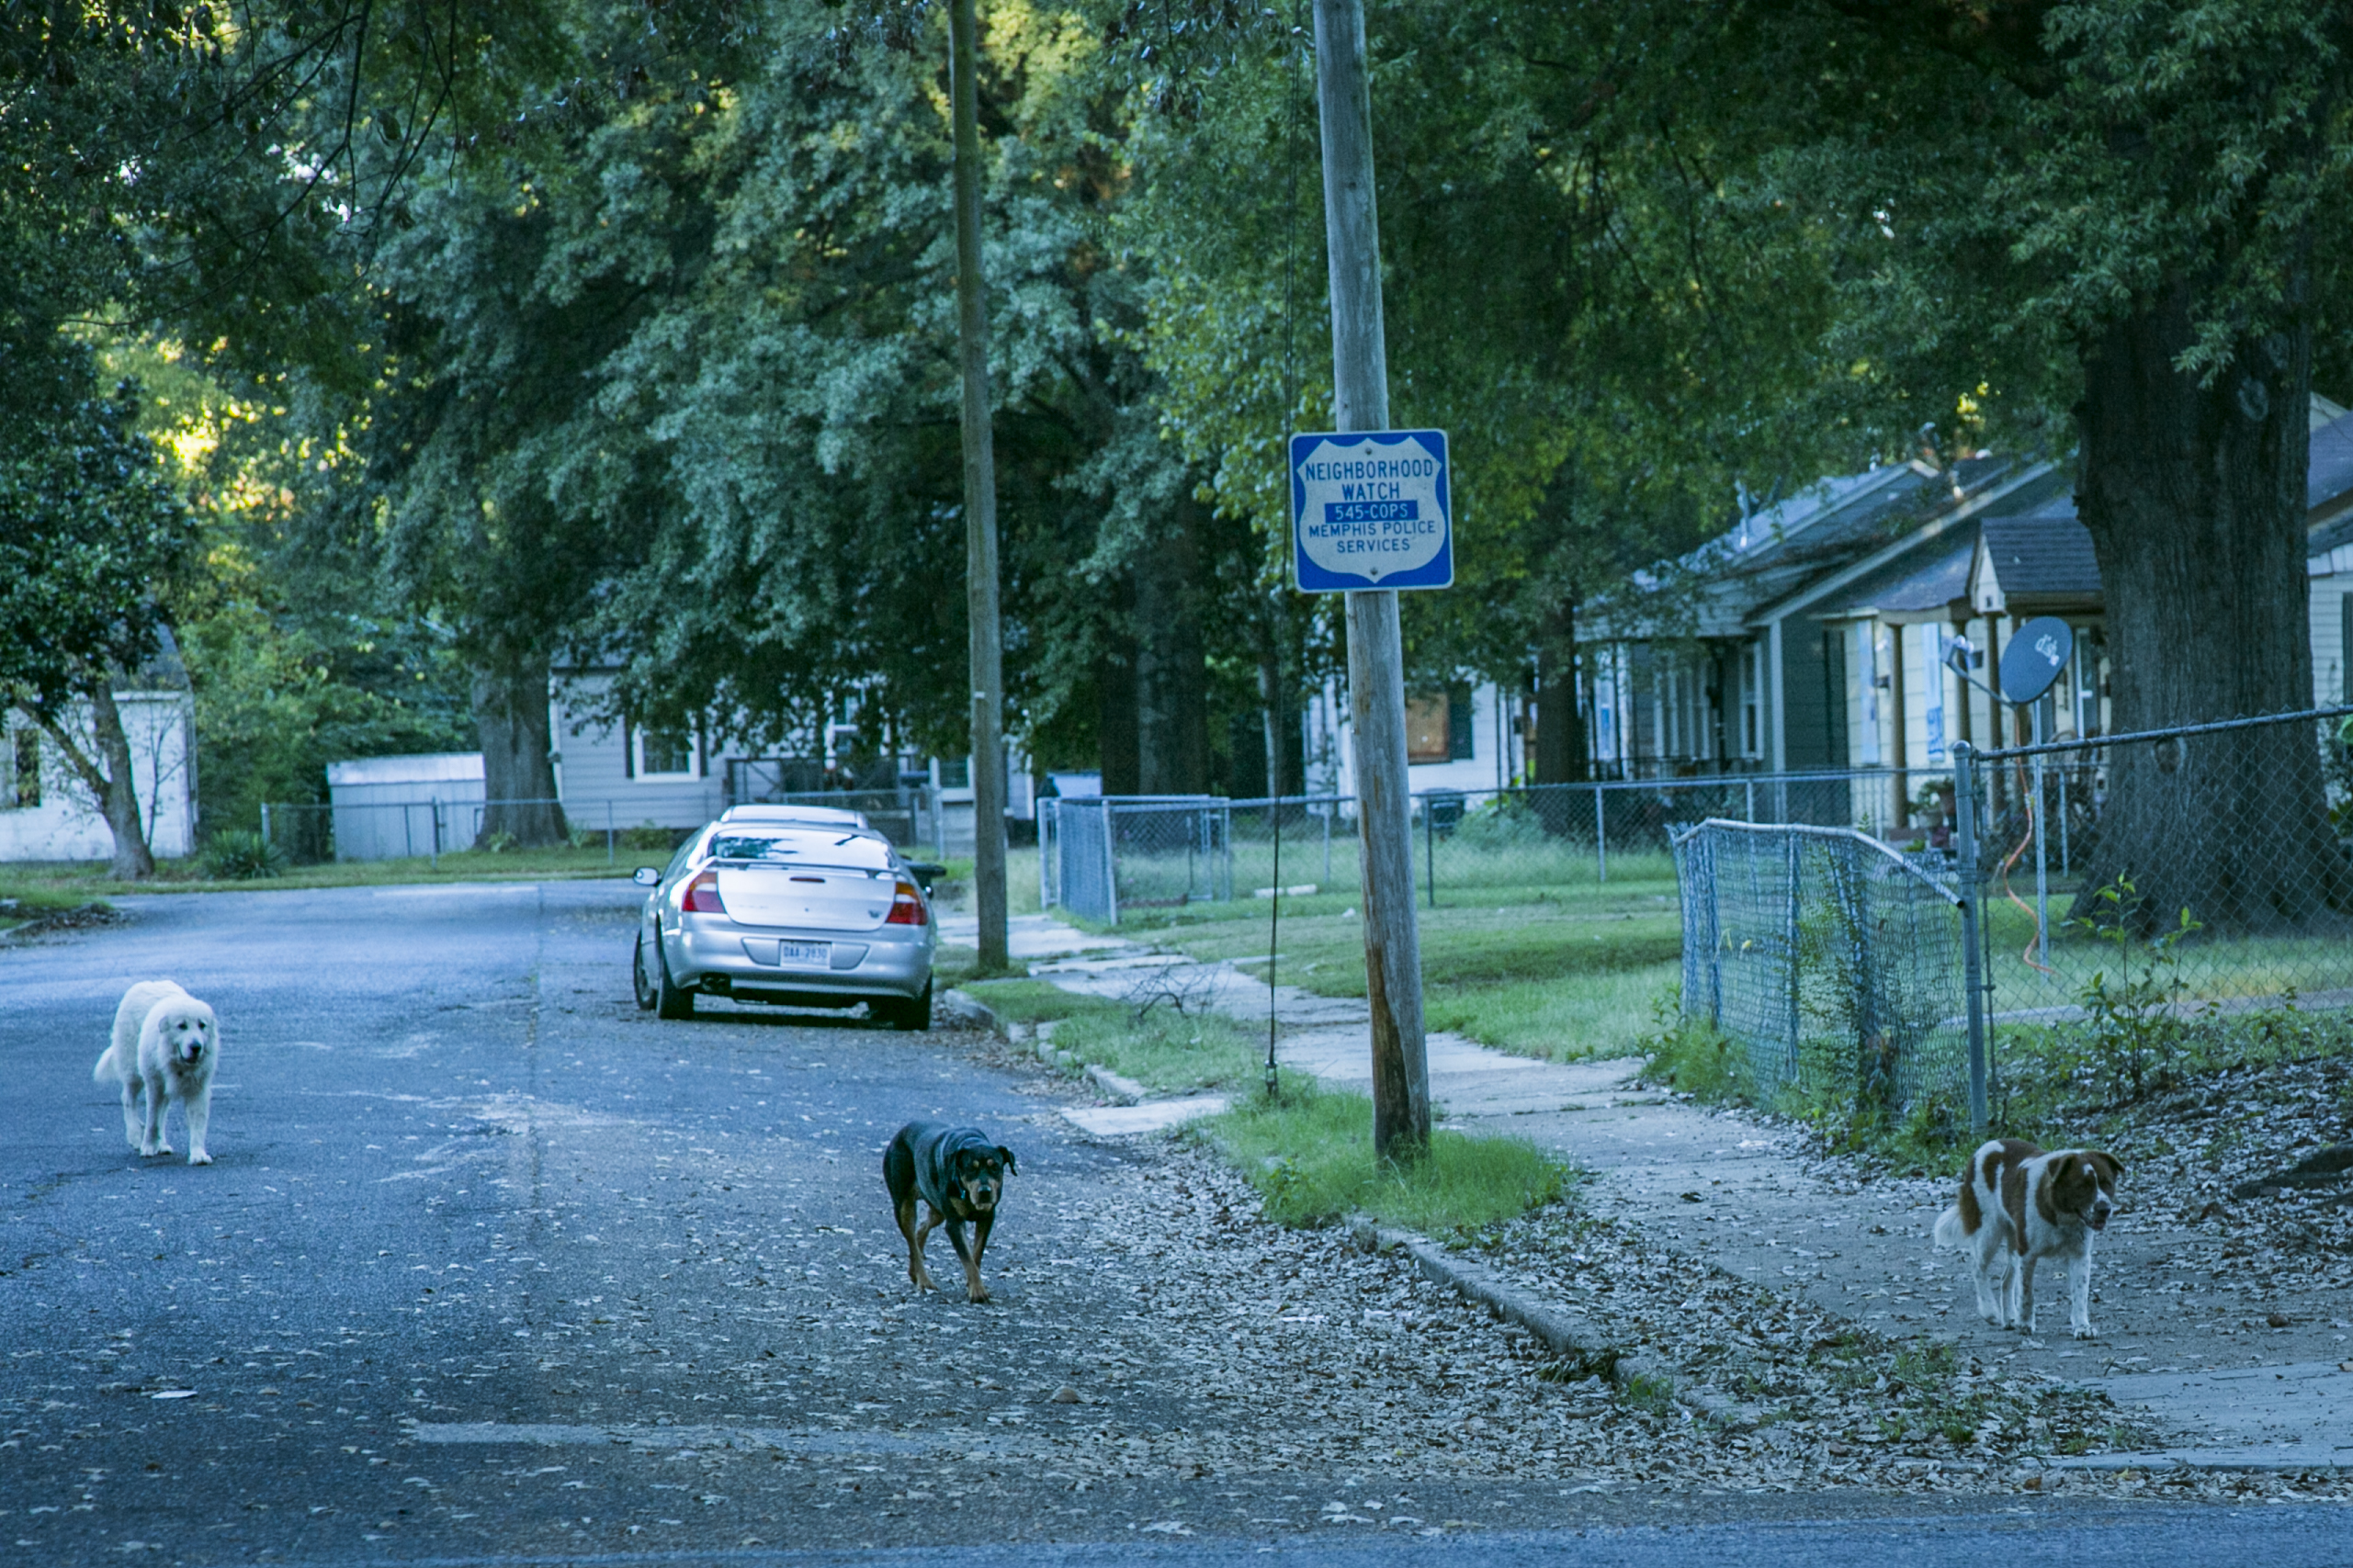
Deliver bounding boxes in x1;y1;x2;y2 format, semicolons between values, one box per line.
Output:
10;0;2353;874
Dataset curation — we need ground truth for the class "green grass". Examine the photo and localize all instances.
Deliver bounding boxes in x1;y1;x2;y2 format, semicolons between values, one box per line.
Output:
956;976;1265;1095
1143;885;1684;1063
0;843;637;900
1196;1078;1569;1233
0;886;113;935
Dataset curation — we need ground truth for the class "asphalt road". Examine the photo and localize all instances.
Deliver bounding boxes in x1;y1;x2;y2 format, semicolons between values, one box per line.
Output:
4;880;2350;1568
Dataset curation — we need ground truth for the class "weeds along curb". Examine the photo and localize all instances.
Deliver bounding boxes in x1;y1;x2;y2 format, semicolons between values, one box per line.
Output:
1345;1218;1759;1430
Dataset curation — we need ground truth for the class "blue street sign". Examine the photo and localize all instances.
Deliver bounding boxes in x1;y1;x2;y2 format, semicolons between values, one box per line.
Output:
1288;428;1454;593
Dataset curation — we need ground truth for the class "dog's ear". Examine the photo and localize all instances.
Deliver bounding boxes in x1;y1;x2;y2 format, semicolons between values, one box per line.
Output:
2089;1151;2123;1181
996;1145;1018;1177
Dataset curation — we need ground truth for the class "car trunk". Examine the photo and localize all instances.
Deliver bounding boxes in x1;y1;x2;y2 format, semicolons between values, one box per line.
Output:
714;863;894;931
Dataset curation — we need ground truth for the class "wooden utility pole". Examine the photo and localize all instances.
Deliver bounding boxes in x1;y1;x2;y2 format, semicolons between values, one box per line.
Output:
949;0;1009;972
1312;0;1429;1159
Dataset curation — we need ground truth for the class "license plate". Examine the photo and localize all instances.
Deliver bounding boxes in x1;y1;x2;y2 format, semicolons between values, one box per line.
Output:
776;941;831;967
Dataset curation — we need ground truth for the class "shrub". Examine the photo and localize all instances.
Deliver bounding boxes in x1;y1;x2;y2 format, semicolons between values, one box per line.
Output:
620;821;674;852
202;829;286;881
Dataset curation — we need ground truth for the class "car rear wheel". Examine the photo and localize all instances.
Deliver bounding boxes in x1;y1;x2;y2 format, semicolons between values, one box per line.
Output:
879;981;932;1032
632;933;659;1011
654;939;696;1020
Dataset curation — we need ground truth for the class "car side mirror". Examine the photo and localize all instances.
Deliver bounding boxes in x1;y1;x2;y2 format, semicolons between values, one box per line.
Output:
907;861;945;892
632;866;662;886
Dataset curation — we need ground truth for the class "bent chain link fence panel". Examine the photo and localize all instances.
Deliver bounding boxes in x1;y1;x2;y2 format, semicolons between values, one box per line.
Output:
1957;705;2353;1106
1673;820;1969;1116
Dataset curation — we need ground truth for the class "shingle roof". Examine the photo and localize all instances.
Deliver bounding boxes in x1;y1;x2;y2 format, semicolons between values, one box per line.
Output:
2309;409;2353;513
1982;502;2102;599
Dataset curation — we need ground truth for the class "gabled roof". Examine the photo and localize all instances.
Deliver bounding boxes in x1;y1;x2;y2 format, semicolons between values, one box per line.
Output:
1977;502;2102;608
1752;458;2064;629
1663;459;2004;638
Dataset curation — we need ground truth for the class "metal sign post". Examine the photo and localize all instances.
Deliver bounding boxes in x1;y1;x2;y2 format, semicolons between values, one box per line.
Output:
1998;617;2074;969
1306;0;1431;1160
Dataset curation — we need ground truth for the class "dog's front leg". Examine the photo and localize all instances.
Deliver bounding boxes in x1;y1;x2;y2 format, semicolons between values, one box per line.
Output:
943;1217;987;1304
184;1083;213;1167
965;1212;996;1305
140;1072;171;1156
2069;1241;2096;1339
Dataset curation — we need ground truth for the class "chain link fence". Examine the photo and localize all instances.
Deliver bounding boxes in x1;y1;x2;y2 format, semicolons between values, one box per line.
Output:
1951;705;2353;1117
1040;767;1953;924
1672;820;1970;1120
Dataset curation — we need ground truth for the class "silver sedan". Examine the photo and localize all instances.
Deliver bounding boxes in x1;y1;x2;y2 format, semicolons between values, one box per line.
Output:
630;806;938;1029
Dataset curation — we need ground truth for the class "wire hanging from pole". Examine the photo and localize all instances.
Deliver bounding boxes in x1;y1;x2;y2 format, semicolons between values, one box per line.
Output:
1267;0;1311;1100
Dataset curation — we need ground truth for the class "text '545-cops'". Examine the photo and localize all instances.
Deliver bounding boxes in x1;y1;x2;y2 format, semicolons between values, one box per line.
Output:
1288;428;1454;593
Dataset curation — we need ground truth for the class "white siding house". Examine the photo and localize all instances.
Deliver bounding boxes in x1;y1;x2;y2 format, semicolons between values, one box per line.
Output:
0;692;196;863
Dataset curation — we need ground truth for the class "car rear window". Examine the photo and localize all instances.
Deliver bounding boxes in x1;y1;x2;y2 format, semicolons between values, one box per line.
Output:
704;829;892;869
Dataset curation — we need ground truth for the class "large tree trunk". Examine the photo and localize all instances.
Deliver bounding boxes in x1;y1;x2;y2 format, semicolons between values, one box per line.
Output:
474;661;568;847
85;682;155;881
2072;281;2348;933
1097;587;1139;795
1134;504;1210;795
1533;598;1587;786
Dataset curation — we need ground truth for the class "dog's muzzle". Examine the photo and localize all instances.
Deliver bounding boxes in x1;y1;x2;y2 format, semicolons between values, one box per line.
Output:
2089;1205;2110;1231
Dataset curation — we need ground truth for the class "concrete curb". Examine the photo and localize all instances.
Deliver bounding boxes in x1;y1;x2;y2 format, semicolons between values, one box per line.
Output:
939;987;1001;1034
1084;1064;1149;1105
1346;1218;1758;1429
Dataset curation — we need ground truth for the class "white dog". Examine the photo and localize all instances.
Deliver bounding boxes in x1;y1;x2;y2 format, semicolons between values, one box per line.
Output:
93;980;221;1165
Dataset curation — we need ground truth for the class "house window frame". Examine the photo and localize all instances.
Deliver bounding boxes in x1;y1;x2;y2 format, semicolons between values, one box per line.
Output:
634;724;700;782
1741;645;1764;758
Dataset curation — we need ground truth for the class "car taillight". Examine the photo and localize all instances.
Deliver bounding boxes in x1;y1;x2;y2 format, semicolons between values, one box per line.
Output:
885;879;926;925
683;870;727;915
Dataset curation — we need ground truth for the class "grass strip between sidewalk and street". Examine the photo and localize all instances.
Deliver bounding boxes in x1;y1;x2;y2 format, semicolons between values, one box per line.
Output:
956;974;1573;1235
1195;1078;1571;1234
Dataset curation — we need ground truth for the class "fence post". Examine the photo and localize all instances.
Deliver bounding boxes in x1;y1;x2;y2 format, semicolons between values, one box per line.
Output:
430;796;441;872
606;800;615;866
1952;741;1988;1136
260;802;271;851
1424;796;1436;908
1745;779;1755;824
1222;801;1234;902
1594;782;1608;884
1323;800;1333;886
1102;801;1119;926
1783;830;1802;1084
1037;799;1052;909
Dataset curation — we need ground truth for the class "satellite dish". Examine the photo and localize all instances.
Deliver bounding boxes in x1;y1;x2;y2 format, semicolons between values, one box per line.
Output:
1999;615;2074;705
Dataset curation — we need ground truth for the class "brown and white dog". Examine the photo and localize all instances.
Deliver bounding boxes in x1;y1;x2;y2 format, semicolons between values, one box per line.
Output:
1932;1138;2121;1338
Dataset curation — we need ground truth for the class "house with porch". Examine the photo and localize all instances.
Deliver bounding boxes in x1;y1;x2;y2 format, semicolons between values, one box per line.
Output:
1578;397;2353;829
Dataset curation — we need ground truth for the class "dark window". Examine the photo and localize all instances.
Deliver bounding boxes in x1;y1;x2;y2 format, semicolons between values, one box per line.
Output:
9;728;37;809
1447;683;1476;761
641;728;692;776
2341;593;2352;702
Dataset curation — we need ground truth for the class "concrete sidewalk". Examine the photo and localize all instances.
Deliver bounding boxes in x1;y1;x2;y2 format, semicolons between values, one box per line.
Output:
1004;928;2353;1468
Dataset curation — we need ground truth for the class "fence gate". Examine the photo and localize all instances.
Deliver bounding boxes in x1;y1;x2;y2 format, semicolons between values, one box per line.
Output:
1672;819;1969;1122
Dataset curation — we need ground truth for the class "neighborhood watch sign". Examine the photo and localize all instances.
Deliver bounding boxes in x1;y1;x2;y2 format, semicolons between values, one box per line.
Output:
1287;429;1454;593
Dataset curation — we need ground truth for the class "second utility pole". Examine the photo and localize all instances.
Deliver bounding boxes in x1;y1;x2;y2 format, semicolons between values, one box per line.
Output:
1313;0;1429;1159
949;0;1009;973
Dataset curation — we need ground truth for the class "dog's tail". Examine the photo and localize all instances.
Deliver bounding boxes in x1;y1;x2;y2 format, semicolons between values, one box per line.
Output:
1931;1204;1965;1251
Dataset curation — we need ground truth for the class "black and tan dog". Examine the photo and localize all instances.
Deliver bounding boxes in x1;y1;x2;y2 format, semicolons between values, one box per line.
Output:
884;1121;1017;1303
